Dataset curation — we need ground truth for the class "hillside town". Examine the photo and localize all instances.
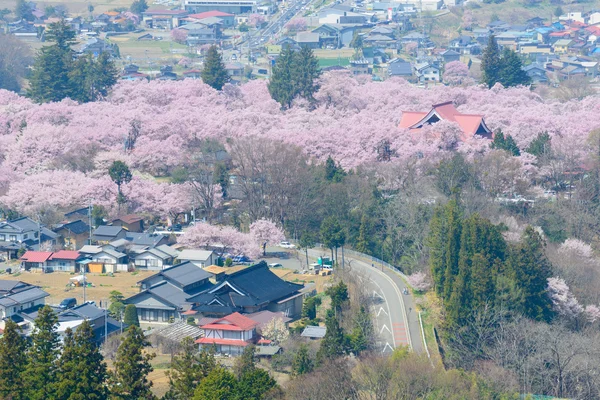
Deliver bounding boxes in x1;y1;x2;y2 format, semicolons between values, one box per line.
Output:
3;0;600;398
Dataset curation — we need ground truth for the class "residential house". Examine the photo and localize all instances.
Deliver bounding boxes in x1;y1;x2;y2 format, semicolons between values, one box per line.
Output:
225;62;245;78
183;0;256;14
183;69;203;79
523;63;549;84
177;249;215;267
364;33;396;48
125;261;213;323
526;16;546;28
187;261;304;317
449;35;481;55
414;62;440;83
0;281;49;322
112;214;144;232
92;226;127;244
399;101;492;141
387;57;413;78
318;7;371;25
131;245;179;270
440;49;460;63
56;302;121;343
554;39;574;54
312;24;361;48
363;47;389;64
142;9;189;29
184;25;218;45
158;65;178;81
47;250;81;272
53;220;90;250
350;56;370;75
0;217;57;250
76;38;118;58
125;232;170;247
487;20;511;34
20;251;53;271
188;10;235;27
246;310;291;331
296;32;321;49
88;247;127;273
196;312;258;355
64;207;90;222
519;43;552;59
301;325;327;339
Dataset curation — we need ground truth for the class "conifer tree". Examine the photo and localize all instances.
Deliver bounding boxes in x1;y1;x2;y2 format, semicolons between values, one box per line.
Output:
355;214;372;254
193;367;238;400
491;130;520;156
25;305;60;400
481;35;501;88
56;320;108;400
268;46;297;109
292;344;313;376
110;325;155;400
498;48;531;88
165;337;216;400
233;344;256;378
292;46;321;106
442;199;462;302
236;368;277;399
427;204;449;296
317;311;347;361
0;320;28;400
506;226;554;322
201;45;229;90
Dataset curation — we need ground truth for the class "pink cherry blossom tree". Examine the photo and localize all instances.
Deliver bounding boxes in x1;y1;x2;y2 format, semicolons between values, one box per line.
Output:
179;222;261;260
547;277;583;319
443;61;473;86
285;18;307;33
249;13;265;28
171;28;188;44
406;271;432;291
250;219;285;255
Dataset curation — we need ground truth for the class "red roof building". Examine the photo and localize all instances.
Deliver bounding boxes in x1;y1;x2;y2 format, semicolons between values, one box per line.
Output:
399;101;492;141
196;312;258;355
20;251;53;263
50;250;80;260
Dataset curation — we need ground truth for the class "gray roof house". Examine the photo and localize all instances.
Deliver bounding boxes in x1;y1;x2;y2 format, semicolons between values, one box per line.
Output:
523;63;548;84
388;58;413;77
131;246;179;270
0;217;58;251
125;232;170;247
92;226;127;243
296;31;321;49
0;280;49;321
301;325;327;339
177;249;215;267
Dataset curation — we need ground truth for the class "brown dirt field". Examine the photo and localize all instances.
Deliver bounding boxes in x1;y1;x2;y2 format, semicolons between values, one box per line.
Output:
1;269;154;305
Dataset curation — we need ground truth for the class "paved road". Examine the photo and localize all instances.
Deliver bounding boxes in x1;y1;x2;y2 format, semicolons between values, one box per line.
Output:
307;248;425;354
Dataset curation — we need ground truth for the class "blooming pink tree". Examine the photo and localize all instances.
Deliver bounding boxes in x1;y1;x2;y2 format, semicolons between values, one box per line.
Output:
285;18;307;33
461;11;473;30
171;28;188;44
404;42;417;56
250;219;285;255
249;13;265;28
584;304;600;323
547;277;583;318
179;222;261;260
443;61;473;86
406;271;432;291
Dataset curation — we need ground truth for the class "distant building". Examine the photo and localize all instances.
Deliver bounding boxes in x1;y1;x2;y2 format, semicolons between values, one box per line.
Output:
0;281;49;322
142;9;189;29
188;10;235;27
183;0;256;15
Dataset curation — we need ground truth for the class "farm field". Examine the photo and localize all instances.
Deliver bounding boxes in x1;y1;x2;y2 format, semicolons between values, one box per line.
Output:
0;0;136;15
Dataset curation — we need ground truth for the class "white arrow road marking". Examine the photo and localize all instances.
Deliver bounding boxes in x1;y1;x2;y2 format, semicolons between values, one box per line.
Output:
377;307;388;316
382;343;394;353
373;290;383;299
380;324;391;334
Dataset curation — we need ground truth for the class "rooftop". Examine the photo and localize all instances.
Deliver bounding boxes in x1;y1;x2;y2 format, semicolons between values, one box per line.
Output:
201;312;258;331
20;251;53;263
189;10;234;19
301;325;327;338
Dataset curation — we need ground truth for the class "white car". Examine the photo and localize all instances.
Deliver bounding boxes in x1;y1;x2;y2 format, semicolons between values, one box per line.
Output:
279;241;296;249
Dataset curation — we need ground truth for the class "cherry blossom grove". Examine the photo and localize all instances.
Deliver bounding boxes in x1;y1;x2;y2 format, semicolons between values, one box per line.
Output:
2;72;600;220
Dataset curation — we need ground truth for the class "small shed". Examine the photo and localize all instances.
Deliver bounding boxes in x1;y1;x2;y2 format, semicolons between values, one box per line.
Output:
301;325;327;339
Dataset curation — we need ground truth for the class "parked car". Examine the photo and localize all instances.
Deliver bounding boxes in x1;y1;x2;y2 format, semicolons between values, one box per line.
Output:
279;241;295;249
59;298;77;310
168;224;182;232
268;263;283;268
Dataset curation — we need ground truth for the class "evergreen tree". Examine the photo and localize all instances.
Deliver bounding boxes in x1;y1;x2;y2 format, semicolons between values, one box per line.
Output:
355;214;373;254
292;46;321;105
325;280;349;313
292;344;313;376
350;31;363;50
324;156;346;182
320;216;346;263
554;6;563;17
299;231;316;268
15;0;34;21
192;367;238;400
236;368;277;399
349;305;372;355
201;45;229;90
28;38;74;103
0;320;28;400
427;204;449;296
165;337;216;400
506;227;554;322
123;304;140;327
442;199;462;302
481;35;501;88
130;0;149;15
317;312;347;361
302;296;322;320
498;48;531;87
526;132;552;158
56;321;108;400
108;161;133;204
268;46;297;109
110;325;155;399
491;130;520;156
25;305;60;400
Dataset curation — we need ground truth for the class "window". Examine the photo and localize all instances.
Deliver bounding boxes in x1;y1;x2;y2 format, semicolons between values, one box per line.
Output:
0;234;4;240
23;234;28;240
9;235;16;242
34;232;38;238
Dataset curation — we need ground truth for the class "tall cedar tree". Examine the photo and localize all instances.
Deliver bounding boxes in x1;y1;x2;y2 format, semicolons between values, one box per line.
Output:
499;48;531;87
237;368;277;399
25;305;61;400
28;20;76;103
320;216;346;262
481;35;501;88
441;199;462;302
506;226;554;322
233;345;256;378
0;320;28;400
201;45;229;90
123;304;140;327
292;46;321;105
164;337;217;400
292;344;314;375
69;52;118;102
427;203;449;296
110;325;156;400
268;46;297;109
193;367;238;400
317;311;347;361
130;0;149;14
491;130;520;156
56;320;108;400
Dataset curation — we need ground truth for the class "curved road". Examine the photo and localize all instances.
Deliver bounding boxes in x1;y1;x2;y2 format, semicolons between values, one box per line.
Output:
307;248;424;354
